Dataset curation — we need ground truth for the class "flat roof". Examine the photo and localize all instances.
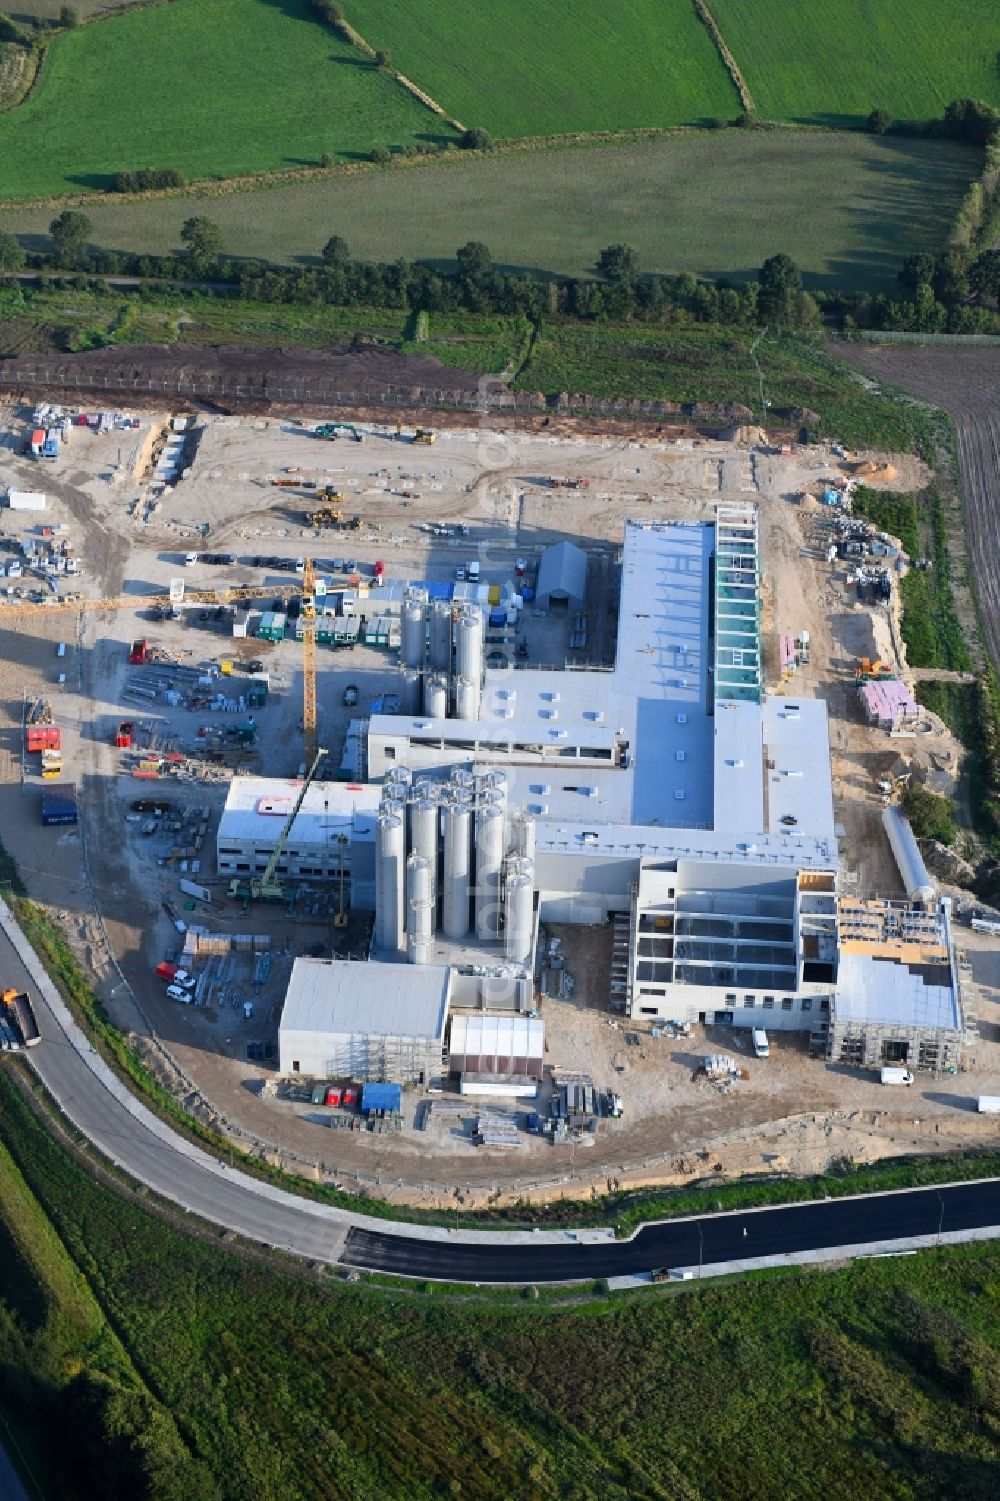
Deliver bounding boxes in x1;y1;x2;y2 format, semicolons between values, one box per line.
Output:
281;958;450;1039
835;951;959;1032
218;776;380;847
762;697;836;840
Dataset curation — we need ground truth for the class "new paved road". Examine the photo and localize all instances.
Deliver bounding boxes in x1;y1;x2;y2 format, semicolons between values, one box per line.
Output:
3;897;1000;1284
344;1180;1000;1282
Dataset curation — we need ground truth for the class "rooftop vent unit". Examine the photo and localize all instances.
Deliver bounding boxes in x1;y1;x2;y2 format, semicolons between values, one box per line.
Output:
541;708;558;720
674;789;686;800
530;783;551;795
544;690;560;703
677;713;687;725
725;758;744;768
676;750;686;762
549;729;568;739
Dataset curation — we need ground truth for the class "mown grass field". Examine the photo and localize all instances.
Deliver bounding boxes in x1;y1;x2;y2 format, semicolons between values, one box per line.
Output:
345;0;737;136
0;131;979;290
0;0;446;200
712;0;1000;125
4;1066;1000;1501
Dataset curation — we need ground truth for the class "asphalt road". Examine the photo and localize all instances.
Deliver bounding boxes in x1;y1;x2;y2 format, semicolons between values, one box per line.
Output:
344;1179;1000;1282
3;906;1000;1284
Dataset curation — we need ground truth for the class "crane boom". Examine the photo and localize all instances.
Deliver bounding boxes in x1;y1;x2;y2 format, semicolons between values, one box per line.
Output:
0;577;361;618
230;747;327;901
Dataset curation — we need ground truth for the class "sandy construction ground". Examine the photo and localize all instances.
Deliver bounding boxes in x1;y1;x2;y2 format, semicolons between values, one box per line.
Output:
0;398;995;1207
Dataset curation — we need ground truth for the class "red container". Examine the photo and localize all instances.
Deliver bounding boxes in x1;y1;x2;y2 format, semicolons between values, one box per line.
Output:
115;721;133;748
342;1087;358;1108
325;1086;341;1107
26;726;61;751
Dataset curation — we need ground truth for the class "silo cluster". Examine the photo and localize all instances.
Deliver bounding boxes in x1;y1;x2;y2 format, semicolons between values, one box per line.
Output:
392;593;485;722
372;768;537;972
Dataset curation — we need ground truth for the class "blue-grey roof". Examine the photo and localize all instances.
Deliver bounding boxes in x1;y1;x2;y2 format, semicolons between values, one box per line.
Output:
537;540;587;603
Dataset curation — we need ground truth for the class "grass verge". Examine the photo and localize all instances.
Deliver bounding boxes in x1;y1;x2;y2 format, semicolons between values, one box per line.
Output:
3;1061;1000;1498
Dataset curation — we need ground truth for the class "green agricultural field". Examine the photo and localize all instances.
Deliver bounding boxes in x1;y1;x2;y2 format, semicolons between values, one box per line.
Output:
0;131;979;291
0;0;447;200
712;0;1000;125
4;1066;1000;1500
345;0;738;136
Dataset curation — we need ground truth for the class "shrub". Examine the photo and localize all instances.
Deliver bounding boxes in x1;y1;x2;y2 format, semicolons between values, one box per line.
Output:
867;107;891;135
461;127;494;151
903;783;957;845
369;146;391;164
112;167;186;193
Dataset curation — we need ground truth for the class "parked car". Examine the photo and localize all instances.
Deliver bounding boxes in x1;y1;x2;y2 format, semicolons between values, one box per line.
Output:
166;984;191;1002
343;683;359;707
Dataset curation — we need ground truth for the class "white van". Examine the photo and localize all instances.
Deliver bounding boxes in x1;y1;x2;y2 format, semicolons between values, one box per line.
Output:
184;551;198;566
880;1067;914;1086
752;1028;769;1059
467;560;480;582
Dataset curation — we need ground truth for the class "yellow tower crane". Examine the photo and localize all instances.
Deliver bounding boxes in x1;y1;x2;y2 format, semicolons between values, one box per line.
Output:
300;557;318;764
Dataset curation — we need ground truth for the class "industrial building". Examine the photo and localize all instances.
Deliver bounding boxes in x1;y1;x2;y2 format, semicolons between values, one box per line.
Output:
255;502;965;1078
278;959;449;1082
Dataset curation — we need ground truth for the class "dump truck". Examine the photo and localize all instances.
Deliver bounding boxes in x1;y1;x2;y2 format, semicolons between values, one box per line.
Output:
1;988;40;1047
128;639;149;665
412;428;436;445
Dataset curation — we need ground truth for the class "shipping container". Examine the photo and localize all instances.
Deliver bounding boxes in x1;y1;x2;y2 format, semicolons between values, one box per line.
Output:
40;784;77;826
29;429;45;456
26;726;60;751
7;489;47;511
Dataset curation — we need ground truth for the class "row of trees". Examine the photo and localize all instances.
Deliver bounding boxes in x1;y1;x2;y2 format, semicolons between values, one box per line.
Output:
2;214;999;337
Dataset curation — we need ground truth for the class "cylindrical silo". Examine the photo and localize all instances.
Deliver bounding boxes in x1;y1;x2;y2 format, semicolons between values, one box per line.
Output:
406;853;434;965
429;600;453;671
455;607;484;685
504;864;535;964
511;809;536;864
398;665;422;715
441;799;472;939
409;797;439;901
882;805;936;905
455;674;481;722
375;811;406;954
475;802;504;939
423;671;448;719
401;592;427;668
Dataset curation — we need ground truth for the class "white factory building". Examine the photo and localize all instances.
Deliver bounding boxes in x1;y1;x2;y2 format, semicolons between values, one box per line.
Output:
223;501;963;1079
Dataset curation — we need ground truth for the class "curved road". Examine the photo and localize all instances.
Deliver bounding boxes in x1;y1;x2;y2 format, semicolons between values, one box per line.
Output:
3;898;999;1283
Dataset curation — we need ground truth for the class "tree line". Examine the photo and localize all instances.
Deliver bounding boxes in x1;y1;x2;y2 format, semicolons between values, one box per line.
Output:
2;210;998;338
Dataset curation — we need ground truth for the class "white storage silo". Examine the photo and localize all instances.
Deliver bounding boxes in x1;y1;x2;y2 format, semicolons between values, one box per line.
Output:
511;809;536;864
455;607;484;685
442;798;472;939
424;671;448;719
429;600;453;671
504;863;535;964
455;674;481;721
398;665;422;715
401;593;427;668
475;801;504;939
409;797;439;900
406;853;434;965
375;811;406;954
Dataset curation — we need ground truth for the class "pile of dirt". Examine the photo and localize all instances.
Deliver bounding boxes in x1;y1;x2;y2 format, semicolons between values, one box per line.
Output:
0;340;494;402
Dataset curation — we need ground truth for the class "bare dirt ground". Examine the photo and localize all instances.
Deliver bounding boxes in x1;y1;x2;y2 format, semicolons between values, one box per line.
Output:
0;397;995;1209
835;341;1000;673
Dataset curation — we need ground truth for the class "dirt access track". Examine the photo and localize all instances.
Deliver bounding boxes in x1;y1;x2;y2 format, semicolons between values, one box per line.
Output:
0;341;769;433
836;341;1000;673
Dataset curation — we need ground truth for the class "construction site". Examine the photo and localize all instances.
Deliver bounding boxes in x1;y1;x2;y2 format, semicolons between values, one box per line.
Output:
0;395;998;1211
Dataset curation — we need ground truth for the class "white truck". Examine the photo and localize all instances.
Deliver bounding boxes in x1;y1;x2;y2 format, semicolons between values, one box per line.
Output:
880;1066;914;1086
751;1028;769;1059
977;1096;1000;1115
467;560;480;582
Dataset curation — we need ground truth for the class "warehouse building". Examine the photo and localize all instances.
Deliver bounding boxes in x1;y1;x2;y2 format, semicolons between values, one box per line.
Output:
278;958;450;1082
535;539;587;613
